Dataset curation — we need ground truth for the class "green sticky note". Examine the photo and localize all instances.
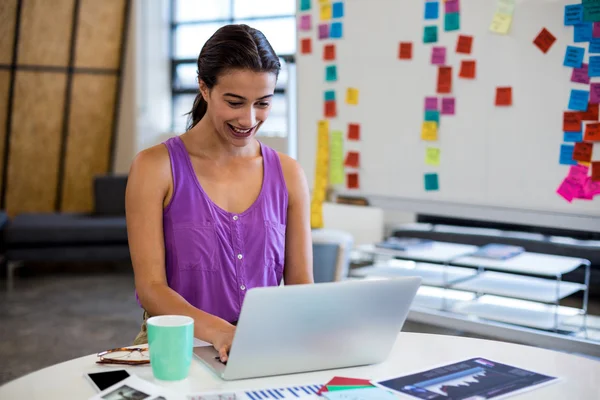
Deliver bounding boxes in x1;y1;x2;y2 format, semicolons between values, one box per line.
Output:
329;130;344;184
425;147;441;166
324;90;335;101
424;110;440;125
423;26;438;43
584;4;600;21
425;173;439;191
326;65;338;82
327;385;373;392
445;12;460;31
300;0;311;11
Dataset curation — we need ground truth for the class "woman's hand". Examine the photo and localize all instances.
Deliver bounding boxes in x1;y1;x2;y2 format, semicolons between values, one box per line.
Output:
209;322;236;362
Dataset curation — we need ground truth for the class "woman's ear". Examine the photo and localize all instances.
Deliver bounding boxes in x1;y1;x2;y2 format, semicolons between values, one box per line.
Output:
199;80;209;102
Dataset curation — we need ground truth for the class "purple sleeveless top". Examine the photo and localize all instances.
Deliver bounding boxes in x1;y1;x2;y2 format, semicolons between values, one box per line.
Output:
160;136;288;323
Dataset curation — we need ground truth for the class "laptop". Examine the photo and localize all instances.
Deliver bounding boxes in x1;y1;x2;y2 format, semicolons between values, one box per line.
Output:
193;277;422;380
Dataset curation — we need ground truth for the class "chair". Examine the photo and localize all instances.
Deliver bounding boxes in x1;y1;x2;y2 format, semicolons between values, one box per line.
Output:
311;229;354;283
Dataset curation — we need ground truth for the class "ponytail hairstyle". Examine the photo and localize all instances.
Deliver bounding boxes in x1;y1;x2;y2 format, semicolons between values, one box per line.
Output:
186;24;281;131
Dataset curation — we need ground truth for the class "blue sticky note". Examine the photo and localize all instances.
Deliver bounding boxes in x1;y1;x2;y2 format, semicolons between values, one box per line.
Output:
425;2;439;19
325;65;337;82
565;4;583;25
564;131;583;142
569;89;590;111
423;26;438;43
424;173;439;191
300;0;311;11
564;46;585;68
444;12;460;31
324;90;335;101
330;22;343;38
560;144;577;165
332;2;344;18
589;55;600;76
424;110;440;125
590;38;600;53
575;23;593;42
584;3;600;22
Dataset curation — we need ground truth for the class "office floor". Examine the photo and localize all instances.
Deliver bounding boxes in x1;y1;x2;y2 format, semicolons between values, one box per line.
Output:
0;263;598;386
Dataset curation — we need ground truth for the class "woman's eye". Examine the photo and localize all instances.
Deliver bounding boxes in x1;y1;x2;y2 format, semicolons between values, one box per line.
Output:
227;101;243;106
258;102;270;107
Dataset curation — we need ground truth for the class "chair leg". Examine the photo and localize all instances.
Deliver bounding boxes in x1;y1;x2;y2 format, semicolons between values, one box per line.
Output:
7;260;23;293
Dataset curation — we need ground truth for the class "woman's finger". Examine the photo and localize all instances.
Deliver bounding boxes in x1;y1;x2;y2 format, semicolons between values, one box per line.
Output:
219;346;229;362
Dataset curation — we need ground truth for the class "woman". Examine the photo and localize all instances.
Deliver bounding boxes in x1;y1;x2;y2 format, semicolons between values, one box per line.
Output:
126;24;314;362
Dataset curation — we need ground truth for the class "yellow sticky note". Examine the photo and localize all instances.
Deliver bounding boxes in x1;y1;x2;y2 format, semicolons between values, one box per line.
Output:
318;119;329;137
425;147;441;166
421;122;438;141
319;0;330;3
346;88;359;105
310;201;324;229
320;3;332;20
489;13;512;34
579;161;591;167
329;130;344;185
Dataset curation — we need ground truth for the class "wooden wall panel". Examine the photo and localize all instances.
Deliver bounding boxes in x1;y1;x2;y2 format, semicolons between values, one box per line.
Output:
61;74;117;211
75;0;126;69
5;71;66;215
0;0;18;64
0;71;10;191
17;0;74;66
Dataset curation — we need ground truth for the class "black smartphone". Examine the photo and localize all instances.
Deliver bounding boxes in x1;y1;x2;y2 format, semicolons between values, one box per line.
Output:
85;369;130;392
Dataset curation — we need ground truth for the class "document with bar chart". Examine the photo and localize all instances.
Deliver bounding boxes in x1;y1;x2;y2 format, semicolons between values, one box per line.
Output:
374;358;558;400
187;383;324;400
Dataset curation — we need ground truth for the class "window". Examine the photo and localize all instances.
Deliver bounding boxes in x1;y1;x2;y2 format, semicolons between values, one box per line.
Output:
170;0;296;136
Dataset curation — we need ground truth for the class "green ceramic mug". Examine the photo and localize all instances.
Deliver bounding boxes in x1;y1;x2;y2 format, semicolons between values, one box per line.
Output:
147;315;194;381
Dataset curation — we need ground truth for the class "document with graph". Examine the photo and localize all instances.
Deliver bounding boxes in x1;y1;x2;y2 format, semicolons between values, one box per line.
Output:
373;357;558;400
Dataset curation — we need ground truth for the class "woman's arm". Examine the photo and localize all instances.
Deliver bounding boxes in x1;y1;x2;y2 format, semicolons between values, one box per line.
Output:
278;154;314;284
126;145;235;360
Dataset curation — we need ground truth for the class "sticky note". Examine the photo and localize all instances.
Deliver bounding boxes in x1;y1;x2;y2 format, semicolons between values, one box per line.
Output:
431;46;446;65
584;3;600;22
437;66;452;94
584;122;600;140
425;2;439;19
445;12;460;31
424;173;439;191
565;4;584;25
326;65;337;81
580;102;599;120
332;2;344;18
421;121;438;141
300;38;312;54
424;110;440;125
324;100;337;118
324;90;335;101
317;119;329;138
348;123;360;140
456;35;473;54
318;23;329;39
568;164;590;186
575;23;593;42
573;142;593;162
564;131;583;142
594;22;600;37
399;42;413;59
572;63;591;84
347;173;359;189
311;201;323;228
591;83;600;103
497;0;515;15
569;89;589;111
425;147;441;166
490;13;512;34
591;56;600;76
300;0;311;11
560;144;577;165
344;151;360;168
592;162;600;181
564;46;585;68
299;15;312;31
424;26;438;43
324;44;336;60
445;0;460;14
533;28;556;53
590;38;600;53
320;3;332;20
425;97;438;111
330;22;343;38
556;177;579;202
442;97;455;115
346;88;359;105
582;177;600;197
564;112;582;132
459;60;476;79
330;130;344;184
495;87;512;106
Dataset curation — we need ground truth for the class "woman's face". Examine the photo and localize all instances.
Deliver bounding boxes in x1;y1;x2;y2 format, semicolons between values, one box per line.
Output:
201;69;277;147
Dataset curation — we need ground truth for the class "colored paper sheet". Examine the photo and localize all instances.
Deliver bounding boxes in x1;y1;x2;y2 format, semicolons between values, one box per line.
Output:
568;164;590;186
459;60;476;79
301;38;312;54
592;162;600;181
324;44;336;60
425;110;440;125
310;199;324;228
565;4;584;25
495;87;512;106
346;88;359;105
580;102;599;120
490;13;512;34
563;112;582;132
425;96;438;111
533;28;556;53
347;173;359;189
456;35;473;54
326;65;337;81
300;0;311;11
573;142;593;162
327;386;372;392
437;66;452;93
330;130;344;185
583;177;600;197
423;26;438;43
425;1;439;19
575;22;593;42
332;2;344;18
344;151;360;168
324;100;337;118
445;0;460;14
590;38;600;53
564;46;585;68
299;14;312;31
442;97;455;115
330;22;343;38
584;3;600;22
325;377;373;387
431;46;446;65
556;177;579;202
320;3;332;20
572;63;591;84
424;173;439;191
591;83;600;103
319;23;329;39
322;387;397;400
348;123;360;140
594;22;600;37
584;122;600;140
425;147;441;166
497;0;515;15
568;89;589;111
421;121;438;141
589;55;600;76
324;90;336;101
399;42;413;59
560;144;577;165
445;12;460;31
564;131;583;142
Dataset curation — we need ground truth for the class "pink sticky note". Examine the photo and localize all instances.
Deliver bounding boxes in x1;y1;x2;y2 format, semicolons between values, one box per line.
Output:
431;46;446;65
583;177;600;199
591;83;600;104
318;24;329;39
568;164;589;185
299;15;312;31
556;177;580;202
594;22;600;38
571;63;590;85
424;96;438;111
441;97;455;115
445;0;460;13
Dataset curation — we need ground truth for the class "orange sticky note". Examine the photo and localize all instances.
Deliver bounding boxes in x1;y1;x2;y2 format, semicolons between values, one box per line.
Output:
459;60;476;79
324;44;336;60
495;87;512;106
456;35;473;54
573;142;593;162
592;162;600;181
564;112;582;132
399;42;413;60
344;151;360;168
348;123;360;140
347;173;359;189
580;103;599;121
324;100;337;118
301;38;312;54
533;28;556;54
584;122;600;141
437;66;452;94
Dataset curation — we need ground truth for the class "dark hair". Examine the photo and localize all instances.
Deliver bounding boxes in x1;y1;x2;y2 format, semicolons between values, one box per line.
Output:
186;24;281;130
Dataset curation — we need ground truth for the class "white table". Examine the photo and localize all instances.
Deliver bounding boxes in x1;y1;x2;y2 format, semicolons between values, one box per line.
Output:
1;333;599;399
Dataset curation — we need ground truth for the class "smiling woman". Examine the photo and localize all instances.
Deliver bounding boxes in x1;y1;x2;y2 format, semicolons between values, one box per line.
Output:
125;24;314;363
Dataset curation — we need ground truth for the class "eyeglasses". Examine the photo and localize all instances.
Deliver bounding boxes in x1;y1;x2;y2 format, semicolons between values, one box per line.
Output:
96;347;150;365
